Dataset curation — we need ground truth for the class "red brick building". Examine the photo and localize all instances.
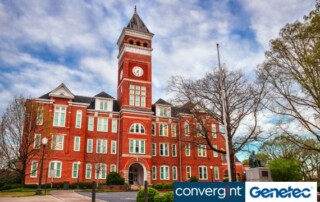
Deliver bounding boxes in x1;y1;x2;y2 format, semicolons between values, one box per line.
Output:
25;11;243;186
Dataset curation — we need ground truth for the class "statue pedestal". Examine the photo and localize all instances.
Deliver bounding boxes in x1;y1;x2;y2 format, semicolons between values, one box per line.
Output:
246;167;272;182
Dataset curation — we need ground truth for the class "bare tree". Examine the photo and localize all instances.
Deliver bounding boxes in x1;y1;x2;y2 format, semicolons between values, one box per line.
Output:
168;66;266;181
0;95;51;185
260;2;320;150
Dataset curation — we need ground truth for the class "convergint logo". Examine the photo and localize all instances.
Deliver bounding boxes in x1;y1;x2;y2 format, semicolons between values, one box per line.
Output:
174;182;245;202
245;182;317;202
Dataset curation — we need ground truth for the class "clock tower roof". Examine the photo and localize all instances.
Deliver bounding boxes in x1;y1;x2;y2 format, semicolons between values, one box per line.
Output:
126;7;151;34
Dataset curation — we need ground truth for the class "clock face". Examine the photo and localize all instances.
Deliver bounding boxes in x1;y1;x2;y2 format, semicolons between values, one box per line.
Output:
132;66;144;77
120;69;123;80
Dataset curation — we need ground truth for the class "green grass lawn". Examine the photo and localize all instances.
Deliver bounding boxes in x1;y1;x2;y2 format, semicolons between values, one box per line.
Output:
0;188;54;197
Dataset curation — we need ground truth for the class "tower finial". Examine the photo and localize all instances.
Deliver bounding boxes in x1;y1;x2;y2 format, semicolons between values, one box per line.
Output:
134;5;137;14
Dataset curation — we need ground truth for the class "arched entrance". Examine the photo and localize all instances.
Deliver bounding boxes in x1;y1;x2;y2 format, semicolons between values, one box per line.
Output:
128;163;144;185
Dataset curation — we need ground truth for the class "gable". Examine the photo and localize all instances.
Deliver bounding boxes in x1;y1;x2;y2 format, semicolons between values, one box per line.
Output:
49;83;75;99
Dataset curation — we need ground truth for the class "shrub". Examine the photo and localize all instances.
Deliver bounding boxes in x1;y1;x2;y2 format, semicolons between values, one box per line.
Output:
106;172;125;185
163;183;173;189
0;184;21;191
23;184;38;189
136;187;159;202
163;191;174;202
188;176;198;182
154;195;165;202
152;183;163;190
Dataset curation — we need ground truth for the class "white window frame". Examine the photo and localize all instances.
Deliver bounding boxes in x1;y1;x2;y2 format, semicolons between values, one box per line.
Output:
172;144;177;157
88;117;94;131
213;145;218;158
152;123;156;136
160;165;170;180
199;166;208;180
112;119;117;133
53;106;66;127
96;139;107;154
30;161;38;178
185;143;190;156
99;101;108;111
184;122;190;136
129;123;145;134
75;110;82;128
36;106;44;125
34;133;41;149
74;136;80;152
49;161;62;178
129;85;146;107
171;124;176;137
129;139;145;154
152;143;156;156
111;140;117;154
152;166;157;180
97;118;108;132
51;134;64;150
85;163;92;179
186;166;191;180
72;162;80;178
160;143;169;156
87;139;93;153
110;164;116;172
172;166;177;180
198;144;207;157
95;163;107;179
214;167;220;180
212;124;217;138
159;123;168;136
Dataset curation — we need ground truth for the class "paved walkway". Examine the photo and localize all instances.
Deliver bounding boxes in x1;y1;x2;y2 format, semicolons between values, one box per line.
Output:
0;190;107;202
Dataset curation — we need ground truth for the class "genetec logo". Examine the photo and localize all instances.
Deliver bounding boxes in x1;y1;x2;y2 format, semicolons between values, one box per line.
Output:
245;182;317;202
174;182;245;202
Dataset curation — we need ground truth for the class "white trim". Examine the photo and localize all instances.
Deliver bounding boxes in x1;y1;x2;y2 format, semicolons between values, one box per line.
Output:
85;163;92;179
152;166;157;180
111;140;117;154
73;136;80;152
30;161;38;178
199;166;208;180
117;28;154;46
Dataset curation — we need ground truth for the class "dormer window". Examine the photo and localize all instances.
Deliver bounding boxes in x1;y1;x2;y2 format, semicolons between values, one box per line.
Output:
100;101;108;110
160;108;169;117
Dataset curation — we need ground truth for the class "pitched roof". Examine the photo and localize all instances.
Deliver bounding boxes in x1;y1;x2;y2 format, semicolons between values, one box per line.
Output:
94;91;114;99
127;11;150;33
154;98;172;106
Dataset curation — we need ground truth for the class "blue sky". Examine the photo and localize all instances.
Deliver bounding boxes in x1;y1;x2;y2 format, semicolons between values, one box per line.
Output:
0;0;316;158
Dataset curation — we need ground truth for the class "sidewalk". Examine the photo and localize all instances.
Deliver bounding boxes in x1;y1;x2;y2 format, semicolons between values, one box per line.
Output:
0;190;106;202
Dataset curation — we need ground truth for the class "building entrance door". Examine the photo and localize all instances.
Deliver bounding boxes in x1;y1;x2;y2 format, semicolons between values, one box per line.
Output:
128;163;144;185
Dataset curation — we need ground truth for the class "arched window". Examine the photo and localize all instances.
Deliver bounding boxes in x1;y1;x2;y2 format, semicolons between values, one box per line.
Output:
129;40;134;45
136;41;141;46
129;123;145;134
143;42;148;47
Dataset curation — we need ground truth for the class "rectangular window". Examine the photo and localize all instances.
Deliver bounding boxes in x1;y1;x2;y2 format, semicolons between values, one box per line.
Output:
159;124;168;136
152;143;156;156
186;166;191;180
152;166;157;180
172;166;177;180
214;167;219;180
30;161;38;178
34;133;41;149
171;125;176;137
49;161;62;178
87;139;93;153
172;144;177;157
129;140;145;154
198;144;207;157
212;124;217;138
160;166;170;180
99;101;108;110
213;145;218;158
75;110;82;128
96;139;107;153
74;136;80;151
72;162;79;178
112;119;117;133
129;85;146;107
160;108;168;116
85;163;92;179
51;134;64;150
110;165;116;172
185;143;190;156
152;123;156;136
97;118;108;132
160;143;169;156
199;166;208;180
111;140;117;154
95;164;107;179
88;117;94;131
53;106;66;127
184;123;190;136
36;106;44;125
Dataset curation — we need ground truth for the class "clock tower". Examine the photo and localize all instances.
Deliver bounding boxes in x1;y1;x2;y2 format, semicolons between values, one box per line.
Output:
117;8;154;111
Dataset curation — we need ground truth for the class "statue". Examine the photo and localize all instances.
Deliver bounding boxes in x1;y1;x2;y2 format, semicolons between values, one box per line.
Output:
249;151;261;168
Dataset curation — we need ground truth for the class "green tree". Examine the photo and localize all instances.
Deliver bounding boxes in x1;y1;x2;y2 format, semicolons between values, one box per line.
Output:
268;158;301;181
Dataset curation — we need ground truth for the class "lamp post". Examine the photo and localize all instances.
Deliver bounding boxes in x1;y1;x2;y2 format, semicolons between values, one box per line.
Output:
210;166;214;182
77;161;81;189
36;137;48;195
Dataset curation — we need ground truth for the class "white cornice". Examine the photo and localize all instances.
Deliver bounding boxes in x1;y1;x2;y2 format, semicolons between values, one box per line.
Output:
118;44;153;59
35;99;54;103
120;108;154;115
68;102;90;107
117;28;154;45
